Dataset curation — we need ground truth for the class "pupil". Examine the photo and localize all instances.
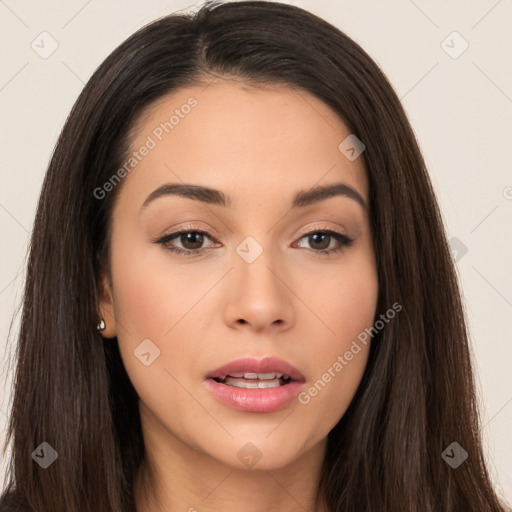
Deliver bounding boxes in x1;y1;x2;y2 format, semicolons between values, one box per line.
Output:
182;232;203;250
180;232;331;251
310;233;329;250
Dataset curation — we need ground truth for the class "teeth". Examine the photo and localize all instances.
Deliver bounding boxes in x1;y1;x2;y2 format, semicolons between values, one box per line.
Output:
224;377;282;389
255;372;276;380
213;372;293;384
222;372;284;380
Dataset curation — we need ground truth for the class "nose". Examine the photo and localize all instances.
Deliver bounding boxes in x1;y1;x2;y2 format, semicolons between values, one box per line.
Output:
223;247;295;334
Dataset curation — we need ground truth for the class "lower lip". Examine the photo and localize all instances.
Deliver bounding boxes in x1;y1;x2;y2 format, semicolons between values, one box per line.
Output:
206;378;304;413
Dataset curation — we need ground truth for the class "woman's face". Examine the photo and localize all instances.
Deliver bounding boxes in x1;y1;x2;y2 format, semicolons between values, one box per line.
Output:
99;80;378;470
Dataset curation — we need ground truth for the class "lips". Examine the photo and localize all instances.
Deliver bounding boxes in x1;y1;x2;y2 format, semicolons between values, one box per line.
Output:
204;357;306;413
205;357;306;383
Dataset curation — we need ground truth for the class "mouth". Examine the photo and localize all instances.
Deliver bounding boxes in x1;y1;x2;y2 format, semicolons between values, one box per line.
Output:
206;356;305;385
205;357;306;413
213;372;294;389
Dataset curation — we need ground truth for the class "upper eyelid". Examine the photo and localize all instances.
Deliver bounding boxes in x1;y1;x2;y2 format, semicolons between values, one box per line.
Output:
161;225;346;240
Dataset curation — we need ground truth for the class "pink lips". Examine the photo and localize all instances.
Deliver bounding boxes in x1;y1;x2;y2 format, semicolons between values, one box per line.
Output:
205;357;306;413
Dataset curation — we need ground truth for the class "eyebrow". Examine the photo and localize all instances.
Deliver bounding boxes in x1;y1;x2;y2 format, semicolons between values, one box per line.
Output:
141;181;367;211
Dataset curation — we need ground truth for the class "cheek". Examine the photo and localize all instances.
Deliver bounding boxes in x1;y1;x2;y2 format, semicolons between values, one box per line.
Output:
295;251;378;428
323;271;377;337
110;240;193;338
303;245;378;350
109;245;200;426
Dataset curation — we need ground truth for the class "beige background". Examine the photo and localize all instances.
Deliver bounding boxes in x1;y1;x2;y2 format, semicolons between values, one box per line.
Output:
0;0;511;503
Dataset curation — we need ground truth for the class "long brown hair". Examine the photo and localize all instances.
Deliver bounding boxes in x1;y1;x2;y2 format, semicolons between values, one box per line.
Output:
1;1;508;511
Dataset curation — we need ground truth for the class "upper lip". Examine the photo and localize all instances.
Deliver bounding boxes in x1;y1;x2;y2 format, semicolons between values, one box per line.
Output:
206;357;306;382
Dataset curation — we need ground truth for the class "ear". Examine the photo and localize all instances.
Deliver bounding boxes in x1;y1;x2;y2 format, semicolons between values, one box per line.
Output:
97;271;117;338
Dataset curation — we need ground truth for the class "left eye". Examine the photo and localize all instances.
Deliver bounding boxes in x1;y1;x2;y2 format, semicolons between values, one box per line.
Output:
155;229;354;256
294;230;353;253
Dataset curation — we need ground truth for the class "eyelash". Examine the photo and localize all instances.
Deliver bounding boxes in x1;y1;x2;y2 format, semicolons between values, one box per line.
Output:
155;225;354;257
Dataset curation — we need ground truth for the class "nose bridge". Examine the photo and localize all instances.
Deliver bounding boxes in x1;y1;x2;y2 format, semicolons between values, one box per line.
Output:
234;234;283;297
224;234;295;331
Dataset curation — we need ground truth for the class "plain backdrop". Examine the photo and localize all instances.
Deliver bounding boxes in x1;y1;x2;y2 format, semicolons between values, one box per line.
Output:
1;0;511;503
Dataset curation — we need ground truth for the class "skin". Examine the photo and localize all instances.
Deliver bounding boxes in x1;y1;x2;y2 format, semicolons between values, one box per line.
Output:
98;79;378;512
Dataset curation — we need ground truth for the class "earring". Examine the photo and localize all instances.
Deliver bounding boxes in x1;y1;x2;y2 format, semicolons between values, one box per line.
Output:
97;318;106;332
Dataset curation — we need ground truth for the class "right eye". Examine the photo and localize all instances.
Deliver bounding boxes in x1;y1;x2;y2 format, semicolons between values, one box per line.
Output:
156;228;219;256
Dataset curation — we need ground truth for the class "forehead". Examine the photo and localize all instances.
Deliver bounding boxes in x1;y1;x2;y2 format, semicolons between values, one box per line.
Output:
119;80;368;210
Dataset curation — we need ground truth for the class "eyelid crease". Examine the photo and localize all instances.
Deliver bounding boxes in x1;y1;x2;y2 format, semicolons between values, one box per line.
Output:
154;221;349;244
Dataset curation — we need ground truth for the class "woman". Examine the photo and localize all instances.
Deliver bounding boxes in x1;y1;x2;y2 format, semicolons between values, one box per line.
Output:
0;1;508;511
